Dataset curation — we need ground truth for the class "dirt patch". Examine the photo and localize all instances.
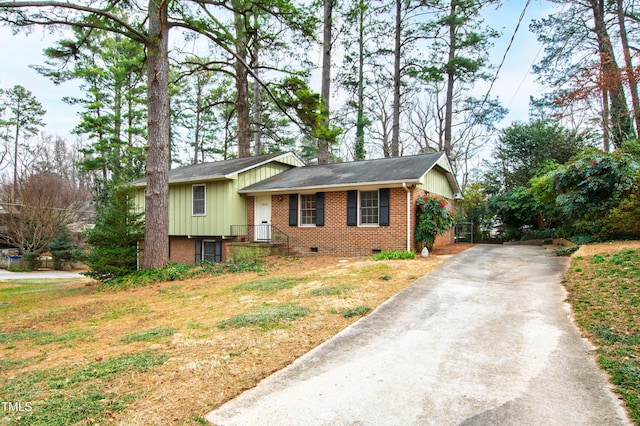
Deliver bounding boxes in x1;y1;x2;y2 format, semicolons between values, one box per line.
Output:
0;246;474;424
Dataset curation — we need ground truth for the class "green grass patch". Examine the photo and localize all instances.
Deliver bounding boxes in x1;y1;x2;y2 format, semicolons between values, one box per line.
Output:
0;328;93;346
0;351;165;424
120;326;176;343
218;304;310;330
372;250;415;260
73;352;168;381
0;280;88;310
565;247;640;423
340;305;371;318
98;304;150;321
0;329;52;344
309;285;353;296
100;259;265;289
233;277;300;292
0;355;46;372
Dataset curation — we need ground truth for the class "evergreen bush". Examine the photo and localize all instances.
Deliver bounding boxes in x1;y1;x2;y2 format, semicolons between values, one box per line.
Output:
84;185;144;282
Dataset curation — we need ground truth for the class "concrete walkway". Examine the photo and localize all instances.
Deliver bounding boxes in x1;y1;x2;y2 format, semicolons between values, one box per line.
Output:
0;269;85;280
206;245;631;426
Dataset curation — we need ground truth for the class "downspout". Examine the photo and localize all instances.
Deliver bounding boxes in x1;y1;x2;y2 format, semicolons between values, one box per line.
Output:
403;183;411;252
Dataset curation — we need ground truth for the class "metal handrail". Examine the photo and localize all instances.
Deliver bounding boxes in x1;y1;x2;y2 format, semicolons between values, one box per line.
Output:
230;224;290;253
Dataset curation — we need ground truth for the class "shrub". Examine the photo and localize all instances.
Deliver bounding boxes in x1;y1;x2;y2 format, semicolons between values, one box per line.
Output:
50;227;75;270
372;251;415;260
415;195;454;250
23;252;41;271
554;245;579;256
606;194;640;237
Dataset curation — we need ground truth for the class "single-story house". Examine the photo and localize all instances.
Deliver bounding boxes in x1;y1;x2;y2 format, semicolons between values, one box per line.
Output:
133;151;461;263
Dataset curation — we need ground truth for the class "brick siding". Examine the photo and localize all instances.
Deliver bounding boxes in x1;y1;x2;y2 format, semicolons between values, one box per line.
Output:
168;236;228;264
248;187;455;257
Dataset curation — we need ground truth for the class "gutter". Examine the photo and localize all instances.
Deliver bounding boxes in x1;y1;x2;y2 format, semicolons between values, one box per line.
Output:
403;182;411;252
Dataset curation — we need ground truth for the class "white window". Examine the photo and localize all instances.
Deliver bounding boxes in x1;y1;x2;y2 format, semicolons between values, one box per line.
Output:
192;184;206;216
300;194;317;226
360;190;379;225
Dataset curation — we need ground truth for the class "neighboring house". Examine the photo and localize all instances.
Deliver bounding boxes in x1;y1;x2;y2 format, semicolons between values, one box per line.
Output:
133;151;461;263
132;152;305;264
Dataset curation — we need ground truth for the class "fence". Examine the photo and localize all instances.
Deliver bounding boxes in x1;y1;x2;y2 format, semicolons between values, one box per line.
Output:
0;256;54;270
455;222;474;243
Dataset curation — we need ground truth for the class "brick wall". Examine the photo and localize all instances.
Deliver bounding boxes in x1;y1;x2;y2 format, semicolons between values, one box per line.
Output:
169;237;197;264
249;187;455;257
168;236;229;264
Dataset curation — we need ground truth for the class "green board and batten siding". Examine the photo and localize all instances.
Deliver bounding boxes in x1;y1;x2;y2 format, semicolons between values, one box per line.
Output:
133;153;302;237
419;155;456;199
169;161;294;236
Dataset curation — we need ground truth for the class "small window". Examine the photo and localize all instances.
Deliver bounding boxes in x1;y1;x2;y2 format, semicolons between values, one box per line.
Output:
193;184;206;216
300;194;317;226
360;190;379;225
203;241;221;262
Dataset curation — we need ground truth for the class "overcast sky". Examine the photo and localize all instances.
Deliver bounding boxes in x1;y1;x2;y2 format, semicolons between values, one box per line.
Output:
0;0;553;142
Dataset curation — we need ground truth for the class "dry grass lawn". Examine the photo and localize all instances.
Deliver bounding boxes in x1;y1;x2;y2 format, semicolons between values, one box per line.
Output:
0;245;472;425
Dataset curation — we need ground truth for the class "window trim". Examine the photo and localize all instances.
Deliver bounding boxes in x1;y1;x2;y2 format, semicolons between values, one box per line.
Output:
358;189;380;226
192;184;206;216
299;193;317;227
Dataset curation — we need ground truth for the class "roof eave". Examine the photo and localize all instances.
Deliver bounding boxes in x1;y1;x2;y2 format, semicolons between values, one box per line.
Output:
239;179;422;196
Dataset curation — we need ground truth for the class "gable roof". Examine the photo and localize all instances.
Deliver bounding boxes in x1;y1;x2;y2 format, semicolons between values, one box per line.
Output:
239;152;461;194
131;152;304;187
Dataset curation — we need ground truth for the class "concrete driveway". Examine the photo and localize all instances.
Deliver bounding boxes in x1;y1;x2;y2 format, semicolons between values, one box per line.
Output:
206;244;631;426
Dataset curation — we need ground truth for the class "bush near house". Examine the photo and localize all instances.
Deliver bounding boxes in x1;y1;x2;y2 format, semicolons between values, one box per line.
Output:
415;195;454;250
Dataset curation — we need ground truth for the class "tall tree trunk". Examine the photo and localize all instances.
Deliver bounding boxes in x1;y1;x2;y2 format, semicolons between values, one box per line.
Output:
590;0;633;147
355;0;366;161
193;81;203;164
234;3;251;158
616;0;640;139
12;113;19;203
252;77;262;155
602;85;610;152
143;0;170;269
444;0;456;158
318;0;333;165
251;16;262;156
391;0;401;157
113;81;123;180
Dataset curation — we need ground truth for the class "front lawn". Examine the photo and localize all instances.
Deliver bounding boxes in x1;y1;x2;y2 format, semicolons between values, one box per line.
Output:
565;241;640;425
0;253;453;424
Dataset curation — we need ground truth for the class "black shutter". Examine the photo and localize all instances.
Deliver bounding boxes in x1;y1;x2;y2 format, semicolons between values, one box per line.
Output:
289;194;298;226
195;239;202;262
316;192;325;226
379;188;390;226
347;190;358;226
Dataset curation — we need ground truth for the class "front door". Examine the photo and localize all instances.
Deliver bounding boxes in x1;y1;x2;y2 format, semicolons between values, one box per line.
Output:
254;196;272;242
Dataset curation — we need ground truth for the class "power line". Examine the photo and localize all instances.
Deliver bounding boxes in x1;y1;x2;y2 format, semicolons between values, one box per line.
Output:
483;0;533;103
474;0;539;118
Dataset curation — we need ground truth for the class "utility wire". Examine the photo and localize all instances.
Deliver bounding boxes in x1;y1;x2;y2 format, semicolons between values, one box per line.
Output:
473;0;533;125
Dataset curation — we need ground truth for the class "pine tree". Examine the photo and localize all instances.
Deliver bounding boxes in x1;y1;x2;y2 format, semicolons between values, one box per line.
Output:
49;227;75;271
84;185;144;281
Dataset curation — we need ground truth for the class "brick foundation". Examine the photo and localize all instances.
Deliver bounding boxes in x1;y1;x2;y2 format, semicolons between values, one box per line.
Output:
168;236;229;264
